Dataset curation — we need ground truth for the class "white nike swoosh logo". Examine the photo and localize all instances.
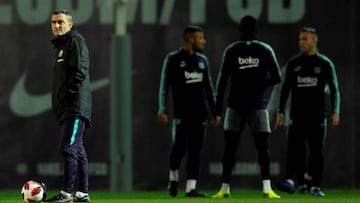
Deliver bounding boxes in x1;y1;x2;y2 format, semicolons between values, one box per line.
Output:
9;72;109;117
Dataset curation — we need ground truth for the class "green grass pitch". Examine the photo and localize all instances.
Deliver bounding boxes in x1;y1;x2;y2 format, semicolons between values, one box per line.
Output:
2;190;359;203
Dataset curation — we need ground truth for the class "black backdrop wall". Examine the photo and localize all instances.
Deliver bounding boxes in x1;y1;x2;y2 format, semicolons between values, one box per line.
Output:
0;0;359;190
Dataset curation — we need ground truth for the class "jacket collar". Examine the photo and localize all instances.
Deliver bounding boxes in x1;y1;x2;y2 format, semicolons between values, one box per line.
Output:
51;28;76;47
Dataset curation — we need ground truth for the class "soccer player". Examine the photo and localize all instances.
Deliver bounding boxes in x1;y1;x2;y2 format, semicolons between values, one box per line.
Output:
157;26;215;197
46;10;92;202
212;15;281;199
274;27;340;197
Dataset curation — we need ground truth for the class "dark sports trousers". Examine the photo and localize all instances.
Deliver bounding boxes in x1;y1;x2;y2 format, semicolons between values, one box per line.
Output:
169;119;207;180
285;120;326;187
60;117;89;193
222;131;270;183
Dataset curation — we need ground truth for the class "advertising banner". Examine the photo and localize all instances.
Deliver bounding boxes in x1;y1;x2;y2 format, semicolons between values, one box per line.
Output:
0;0;358;190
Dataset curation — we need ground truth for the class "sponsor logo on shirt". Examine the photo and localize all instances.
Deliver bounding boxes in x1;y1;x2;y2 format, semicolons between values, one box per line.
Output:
314;66;321;74
238;56;259;69
198;61;205;69
297;76;318;87
180;61;187;68
184;71;203;84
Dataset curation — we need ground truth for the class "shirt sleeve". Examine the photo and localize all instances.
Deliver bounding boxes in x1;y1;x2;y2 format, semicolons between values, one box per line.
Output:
203;57;216;115
158;54;171;114
66;37;89;94
279;61;292;113
265;47;281;87
214;48;231;116
326;60;341;114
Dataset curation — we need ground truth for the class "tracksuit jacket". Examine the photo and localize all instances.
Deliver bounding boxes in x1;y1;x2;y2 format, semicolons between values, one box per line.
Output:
51;28;92;127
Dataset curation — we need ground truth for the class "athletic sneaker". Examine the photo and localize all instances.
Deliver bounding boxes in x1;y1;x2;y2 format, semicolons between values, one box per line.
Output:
311;188;325;197
263;190;281;199
168;181;178;197
298;184;310;194
74;194;91;202
185;189;206;197
212;190;230;198
46;191;73;202
277;181;295;194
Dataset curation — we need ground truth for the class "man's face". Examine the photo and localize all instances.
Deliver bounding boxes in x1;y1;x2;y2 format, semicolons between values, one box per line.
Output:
51;13;73;37
191;31;206;52
298;31;317;55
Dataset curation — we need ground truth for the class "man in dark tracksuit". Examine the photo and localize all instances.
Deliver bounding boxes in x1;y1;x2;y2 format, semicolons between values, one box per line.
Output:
212;16;281;199
275;27;340;197
47;10;92;203
157;26;215;197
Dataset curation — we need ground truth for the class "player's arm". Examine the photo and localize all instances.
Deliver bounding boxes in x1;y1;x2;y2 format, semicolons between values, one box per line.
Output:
214;47;232;126
66;37;89;99
265;47;281;87
157;54;172;124
326;60;341;127
203;57;217;125
274;62;292;129
268;67;286;126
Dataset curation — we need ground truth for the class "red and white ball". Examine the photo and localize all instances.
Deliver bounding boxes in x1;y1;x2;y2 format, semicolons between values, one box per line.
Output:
21;180;46;202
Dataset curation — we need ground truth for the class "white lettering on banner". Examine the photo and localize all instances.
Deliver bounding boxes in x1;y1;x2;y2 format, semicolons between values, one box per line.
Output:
268;0;306;23
16;163;28;175
226;0;262;21
37;162;63;176
127;0;157;24
36;162;108;176
159;0;175;25
14;0;92;25
190;0;206;24
16;0;51;25
0;0;305;25
0;2;11;24
209;162;280;176
226;0;305;23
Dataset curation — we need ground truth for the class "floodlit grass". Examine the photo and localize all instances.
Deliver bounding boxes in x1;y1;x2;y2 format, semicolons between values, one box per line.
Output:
2;190;359;203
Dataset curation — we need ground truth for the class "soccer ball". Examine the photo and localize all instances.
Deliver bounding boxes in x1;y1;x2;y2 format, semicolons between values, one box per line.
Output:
21;180;47;202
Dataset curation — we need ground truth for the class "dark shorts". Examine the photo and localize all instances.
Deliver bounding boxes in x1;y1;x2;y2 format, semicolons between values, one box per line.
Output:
223;107;271;133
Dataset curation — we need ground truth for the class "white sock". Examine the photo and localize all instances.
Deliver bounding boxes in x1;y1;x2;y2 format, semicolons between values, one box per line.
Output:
311;186;320;191
169;170;179;181
220;183;230;192
286;179;295;186
75;191;88;198
262;179;272;191
60;190;72;197
304;172;312;181
185;179;197;193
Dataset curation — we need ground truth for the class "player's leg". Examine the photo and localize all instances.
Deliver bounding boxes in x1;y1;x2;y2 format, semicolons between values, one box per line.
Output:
293;123;307;186
213;107;245;198
212;130;241;198
250;109;280;199
307;120;326;197
281;122;307;193
168;119;188;197
47;117;86;202
74;138;90;202
253;132;270;180
184;120;207;197
277;124;297;193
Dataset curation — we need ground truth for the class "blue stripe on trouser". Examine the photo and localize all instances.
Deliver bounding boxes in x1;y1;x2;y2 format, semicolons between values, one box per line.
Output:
70;118;80;145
